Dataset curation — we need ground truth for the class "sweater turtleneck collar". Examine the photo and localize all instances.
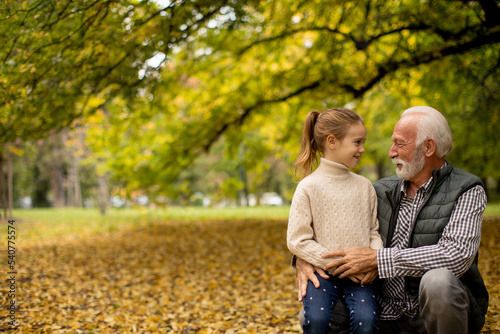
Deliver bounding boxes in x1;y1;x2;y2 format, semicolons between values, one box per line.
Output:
316;158;350;177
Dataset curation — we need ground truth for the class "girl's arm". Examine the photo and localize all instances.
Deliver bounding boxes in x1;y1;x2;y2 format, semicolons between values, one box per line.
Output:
287;187;332;270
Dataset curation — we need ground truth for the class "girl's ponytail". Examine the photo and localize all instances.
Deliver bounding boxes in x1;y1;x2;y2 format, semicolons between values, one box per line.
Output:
293;110;321;180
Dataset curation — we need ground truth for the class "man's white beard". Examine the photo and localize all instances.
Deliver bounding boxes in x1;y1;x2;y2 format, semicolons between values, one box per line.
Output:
392;148;425;180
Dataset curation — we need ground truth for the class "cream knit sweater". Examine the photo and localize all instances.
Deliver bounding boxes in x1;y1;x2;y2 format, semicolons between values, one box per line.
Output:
287;158;383;271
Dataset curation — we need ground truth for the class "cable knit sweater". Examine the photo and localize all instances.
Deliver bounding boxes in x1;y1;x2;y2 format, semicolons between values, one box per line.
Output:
287;158;383;271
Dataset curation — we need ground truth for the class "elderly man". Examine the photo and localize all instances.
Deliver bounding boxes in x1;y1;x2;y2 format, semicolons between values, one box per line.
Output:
295;106;488;334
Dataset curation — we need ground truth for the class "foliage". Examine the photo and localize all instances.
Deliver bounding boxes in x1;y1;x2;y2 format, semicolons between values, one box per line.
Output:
152;0;500;183
78;0;500;197
0;210;499;332
0;0;256;142
2;0;500;204
356;48;500;180
417;53;500;179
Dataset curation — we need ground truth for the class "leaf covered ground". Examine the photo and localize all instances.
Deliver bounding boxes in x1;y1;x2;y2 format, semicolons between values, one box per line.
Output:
1;216;499;333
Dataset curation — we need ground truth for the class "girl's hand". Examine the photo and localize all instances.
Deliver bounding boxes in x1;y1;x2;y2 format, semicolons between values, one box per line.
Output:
361;269;378;285
348;269;378;284
296;257;329;301
348;274;365;283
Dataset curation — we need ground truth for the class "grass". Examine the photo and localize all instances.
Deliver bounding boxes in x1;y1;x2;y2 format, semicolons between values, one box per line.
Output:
1;202;498;242
484;201;500;217
2;206;291;242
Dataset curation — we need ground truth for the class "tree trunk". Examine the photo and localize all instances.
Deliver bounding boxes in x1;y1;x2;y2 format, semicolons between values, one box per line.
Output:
66;156;82;207
49;131;66;208
238;165;248;207
97;174;108;215
7;146;13;218
238;144;248;206
51;163;65;208
72;156;82;207
376;159;385;180
67;163;74;207
0;149;7;219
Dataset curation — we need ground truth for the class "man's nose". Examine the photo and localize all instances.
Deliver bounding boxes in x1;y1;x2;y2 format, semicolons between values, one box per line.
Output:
389;144;398;158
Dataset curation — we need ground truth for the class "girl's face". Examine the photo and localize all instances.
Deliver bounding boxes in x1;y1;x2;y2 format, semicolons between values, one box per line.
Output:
326;122;366;168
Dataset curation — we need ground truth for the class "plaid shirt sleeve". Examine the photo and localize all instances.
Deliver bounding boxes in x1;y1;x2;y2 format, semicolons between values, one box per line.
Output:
377;185;487;279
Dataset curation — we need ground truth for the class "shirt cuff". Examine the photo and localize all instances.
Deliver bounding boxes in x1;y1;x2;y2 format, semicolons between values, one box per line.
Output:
377;248;394;279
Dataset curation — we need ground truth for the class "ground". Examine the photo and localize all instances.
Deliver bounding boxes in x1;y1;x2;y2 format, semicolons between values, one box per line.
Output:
0;215;498;333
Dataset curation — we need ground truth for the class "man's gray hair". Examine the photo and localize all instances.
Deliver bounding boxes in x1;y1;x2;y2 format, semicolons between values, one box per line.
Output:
401;106;453;158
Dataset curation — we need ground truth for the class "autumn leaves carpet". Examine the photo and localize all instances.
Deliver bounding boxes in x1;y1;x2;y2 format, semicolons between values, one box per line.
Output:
1;219;301;333
1;218;499;333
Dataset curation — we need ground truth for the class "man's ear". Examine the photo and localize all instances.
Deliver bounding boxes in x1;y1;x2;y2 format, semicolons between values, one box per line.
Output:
423;138;436;157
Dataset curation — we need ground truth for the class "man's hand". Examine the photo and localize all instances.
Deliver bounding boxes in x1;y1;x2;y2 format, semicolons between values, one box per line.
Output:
296;257;329;302
322;247;378;279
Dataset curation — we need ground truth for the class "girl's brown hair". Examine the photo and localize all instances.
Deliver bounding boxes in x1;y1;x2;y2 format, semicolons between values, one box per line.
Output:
293;107;363;180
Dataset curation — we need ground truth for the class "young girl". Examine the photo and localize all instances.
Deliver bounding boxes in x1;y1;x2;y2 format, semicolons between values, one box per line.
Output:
287;108;383;334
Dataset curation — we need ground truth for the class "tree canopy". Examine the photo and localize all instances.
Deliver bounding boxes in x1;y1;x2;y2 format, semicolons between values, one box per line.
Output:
0;0;254;141
2;0;500;204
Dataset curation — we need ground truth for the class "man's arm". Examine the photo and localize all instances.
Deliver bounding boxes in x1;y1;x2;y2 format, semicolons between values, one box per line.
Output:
323;186;486;280
322;247;378;284
376;186;486;279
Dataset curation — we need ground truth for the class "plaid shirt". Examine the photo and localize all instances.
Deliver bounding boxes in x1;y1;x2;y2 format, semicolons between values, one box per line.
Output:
376;163;487;320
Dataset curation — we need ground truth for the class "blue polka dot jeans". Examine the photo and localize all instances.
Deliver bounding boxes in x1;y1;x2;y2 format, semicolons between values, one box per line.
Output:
303;272;378;334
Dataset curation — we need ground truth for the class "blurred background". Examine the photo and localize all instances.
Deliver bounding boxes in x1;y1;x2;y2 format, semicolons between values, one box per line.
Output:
0;0;499;214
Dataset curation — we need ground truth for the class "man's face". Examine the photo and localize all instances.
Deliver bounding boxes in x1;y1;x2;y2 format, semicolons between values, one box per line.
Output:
393;144;426;180
389;116;425;181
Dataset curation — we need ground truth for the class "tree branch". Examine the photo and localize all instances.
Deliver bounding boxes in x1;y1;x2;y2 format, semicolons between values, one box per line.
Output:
342;30;500;97
237;22;444;56
200;79;322;152
236;27;350;56
477;0;500;27
203;30;500;153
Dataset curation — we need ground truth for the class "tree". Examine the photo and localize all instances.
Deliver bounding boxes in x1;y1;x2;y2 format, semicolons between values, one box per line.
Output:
3;0;500;206
0;0;258;212
148;0;500;186
0;0;256;142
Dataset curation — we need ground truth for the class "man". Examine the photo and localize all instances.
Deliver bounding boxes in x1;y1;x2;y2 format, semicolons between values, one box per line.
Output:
295;106;489;333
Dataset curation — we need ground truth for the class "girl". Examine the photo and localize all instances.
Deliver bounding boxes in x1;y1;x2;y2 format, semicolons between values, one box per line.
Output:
287;108;383;334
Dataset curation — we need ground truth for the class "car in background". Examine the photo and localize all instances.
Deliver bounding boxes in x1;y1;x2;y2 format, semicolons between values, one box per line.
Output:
260;192;284;206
